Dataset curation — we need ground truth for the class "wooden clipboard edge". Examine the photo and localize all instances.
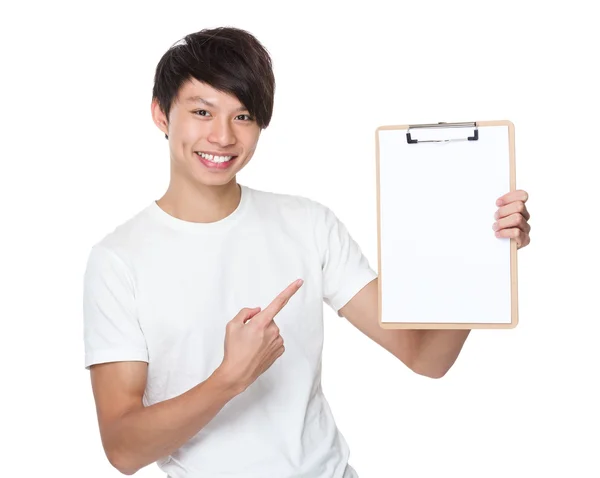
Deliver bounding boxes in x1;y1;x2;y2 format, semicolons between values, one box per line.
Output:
374;120;518;330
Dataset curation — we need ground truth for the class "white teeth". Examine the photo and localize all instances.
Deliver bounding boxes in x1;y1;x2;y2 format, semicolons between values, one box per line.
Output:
197;152;234;163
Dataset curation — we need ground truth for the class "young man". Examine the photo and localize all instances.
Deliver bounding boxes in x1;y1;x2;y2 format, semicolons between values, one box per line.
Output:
83;27;532;477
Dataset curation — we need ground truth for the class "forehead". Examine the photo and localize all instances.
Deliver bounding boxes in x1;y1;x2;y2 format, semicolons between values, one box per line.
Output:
176;78;246;110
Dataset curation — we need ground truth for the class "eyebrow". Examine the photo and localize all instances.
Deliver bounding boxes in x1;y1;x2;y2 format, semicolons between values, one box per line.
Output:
185;96;248;112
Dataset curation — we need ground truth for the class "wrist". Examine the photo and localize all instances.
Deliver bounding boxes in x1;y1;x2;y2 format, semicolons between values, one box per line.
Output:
212;363;246;397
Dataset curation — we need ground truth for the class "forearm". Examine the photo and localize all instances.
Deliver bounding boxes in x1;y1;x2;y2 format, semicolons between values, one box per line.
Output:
412;330;471;378
107;367;242;475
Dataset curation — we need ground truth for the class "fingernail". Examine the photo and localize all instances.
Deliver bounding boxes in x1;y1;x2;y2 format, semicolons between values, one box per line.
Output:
297;279;304;286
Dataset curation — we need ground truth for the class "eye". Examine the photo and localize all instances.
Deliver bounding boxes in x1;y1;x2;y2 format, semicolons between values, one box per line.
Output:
236;114;254;121
193;110;210;117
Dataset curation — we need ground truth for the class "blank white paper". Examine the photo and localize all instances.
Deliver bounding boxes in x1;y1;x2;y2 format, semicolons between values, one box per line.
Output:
378;125;512;324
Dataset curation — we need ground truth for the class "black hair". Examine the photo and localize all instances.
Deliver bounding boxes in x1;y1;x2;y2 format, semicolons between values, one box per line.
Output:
152;27;276;139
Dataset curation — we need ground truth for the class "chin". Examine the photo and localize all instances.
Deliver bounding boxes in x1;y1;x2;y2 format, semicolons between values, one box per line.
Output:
193;172;236;186
194;167;241;186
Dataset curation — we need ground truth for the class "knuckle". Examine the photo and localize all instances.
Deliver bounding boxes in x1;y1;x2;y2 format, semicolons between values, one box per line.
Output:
517;202;525;214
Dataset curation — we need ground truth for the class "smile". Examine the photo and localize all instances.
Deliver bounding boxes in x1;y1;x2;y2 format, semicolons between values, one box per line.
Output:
195;151;237;163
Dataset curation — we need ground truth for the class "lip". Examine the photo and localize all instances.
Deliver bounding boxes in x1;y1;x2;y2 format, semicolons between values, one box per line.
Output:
195;151;237;170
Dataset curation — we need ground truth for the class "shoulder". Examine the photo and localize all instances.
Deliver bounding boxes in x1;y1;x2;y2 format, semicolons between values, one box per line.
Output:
86;204;152;270
249;185;315;211
247;185;332;223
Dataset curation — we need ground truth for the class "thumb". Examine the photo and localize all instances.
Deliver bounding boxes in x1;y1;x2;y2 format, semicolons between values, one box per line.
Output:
233;307;262;325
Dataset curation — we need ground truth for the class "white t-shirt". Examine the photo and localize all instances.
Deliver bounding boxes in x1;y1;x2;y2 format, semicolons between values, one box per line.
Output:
83;183;377;478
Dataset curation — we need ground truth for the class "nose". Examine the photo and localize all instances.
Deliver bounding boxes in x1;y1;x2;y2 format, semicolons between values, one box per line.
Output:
207;119;236;148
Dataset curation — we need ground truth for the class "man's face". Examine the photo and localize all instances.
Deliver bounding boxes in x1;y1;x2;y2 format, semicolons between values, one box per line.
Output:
152;78;261;187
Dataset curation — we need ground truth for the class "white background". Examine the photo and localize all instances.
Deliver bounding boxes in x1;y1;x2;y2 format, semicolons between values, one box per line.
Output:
1;1;599;477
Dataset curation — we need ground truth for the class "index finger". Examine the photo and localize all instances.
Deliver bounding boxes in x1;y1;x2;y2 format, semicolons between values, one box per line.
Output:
257;279;303;325
496;189;529;206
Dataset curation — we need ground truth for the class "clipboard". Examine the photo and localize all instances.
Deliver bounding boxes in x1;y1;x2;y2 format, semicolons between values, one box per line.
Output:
375;120;518;329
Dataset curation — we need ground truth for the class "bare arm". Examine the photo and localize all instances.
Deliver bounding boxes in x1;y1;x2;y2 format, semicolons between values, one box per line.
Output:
90;281;302;475
409;329;470;377
90;282;303;476
91;360;241;475
339;278;470;378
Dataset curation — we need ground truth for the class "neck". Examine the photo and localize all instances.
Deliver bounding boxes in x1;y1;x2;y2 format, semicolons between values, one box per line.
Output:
156;178;241;224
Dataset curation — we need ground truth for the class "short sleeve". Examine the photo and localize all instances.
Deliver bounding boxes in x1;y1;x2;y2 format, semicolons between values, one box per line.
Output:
82;244;149;370
313;203;378;316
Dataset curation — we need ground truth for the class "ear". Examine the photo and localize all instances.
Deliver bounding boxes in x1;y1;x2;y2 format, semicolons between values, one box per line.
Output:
151;99;169;139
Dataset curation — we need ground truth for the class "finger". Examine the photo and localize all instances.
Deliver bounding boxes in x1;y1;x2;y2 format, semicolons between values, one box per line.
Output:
257;279;303;326
265;321;280;337
496;190;529;207
495;200;530;222
270;340;285;358
493;212;531;234
243;307;262;324
495;227;529;248
233;307;261;325
270;334;284;349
